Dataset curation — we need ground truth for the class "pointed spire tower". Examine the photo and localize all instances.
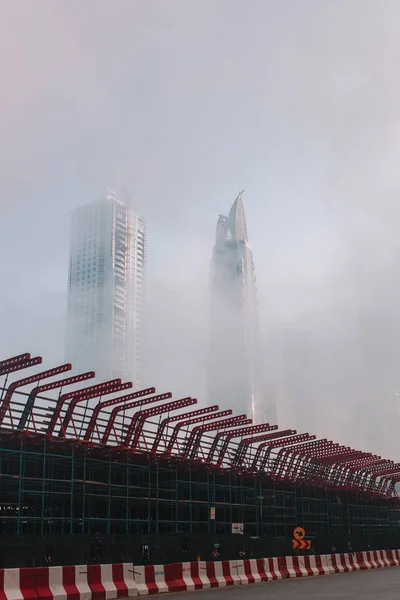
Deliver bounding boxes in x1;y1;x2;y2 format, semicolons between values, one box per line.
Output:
208;192;262;423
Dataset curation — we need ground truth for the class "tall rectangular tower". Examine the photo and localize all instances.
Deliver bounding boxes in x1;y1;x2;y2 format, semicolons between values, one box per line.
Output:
65;191;145;384
208;193;262;423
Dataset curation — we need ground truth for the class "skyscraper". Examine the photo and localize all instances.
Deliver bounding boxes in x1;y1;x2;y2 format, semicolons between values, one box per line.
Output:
208;192;262;423
65;190;145;384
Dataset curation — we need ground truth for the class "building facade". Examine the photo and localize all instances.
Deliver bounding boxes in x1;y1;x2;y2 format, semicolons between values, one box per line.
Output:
208;193;263;422
65;190;145;384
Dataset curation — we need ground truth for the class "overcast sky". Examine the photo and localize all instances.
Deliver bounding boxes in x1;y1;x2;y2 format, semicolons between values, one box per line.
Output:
1;1;400;460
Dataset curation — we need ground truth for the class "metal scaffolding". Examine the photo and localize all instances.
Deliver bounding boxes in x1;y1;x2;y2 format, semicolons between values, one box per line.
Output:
0;351;399;545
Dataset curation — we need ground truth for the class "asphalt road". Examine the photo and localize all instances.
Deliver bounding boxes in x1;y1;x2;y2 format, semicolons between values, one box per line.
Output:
161;568;400;599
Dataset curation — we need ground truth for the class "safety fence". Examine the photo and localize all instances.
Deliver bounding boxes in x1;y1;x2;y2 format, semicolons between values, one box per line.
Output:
3;532;400;568
0;549;399;598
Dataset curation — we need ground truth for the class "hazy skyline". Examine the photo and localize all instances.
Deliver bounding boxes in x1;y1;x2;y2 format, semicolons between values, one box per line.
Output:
1;1;400;460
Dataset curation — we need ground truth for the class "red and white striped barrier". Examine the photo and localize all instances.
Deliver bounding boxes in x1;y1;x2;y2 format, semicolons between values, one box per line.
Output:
232;559;247;584
0;568;35;600
355;552;369;570
387;549;400;566
366;551;379;569
33;564;137;600
356;551;386;571
285;556;309;577
285;555;331;578
285;555;330;577
134;565;167;596
204;560;232;587
67;565;92;600
221;560;240;585
331;553;359;573
86;564;137;599
0;551;399;598
232;559;269;584
244;559;269;583
378;550;391;567
163;564;186;594
373;550;386;568
36;566;65;600
304;554;331;576
264;557;284;580
319;555;334;575
112;564;138;598
88;564;115;600
180;562;210;591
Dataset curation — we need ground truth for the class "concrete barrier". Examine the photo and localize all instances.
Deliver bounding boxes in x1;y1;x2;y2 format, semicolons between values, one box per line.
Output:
133;565;168;596
332;553;358;573
264;557;284;580
378;550;391;568
182;561;210;590
163;564;185;593
386;550;399;566
0;549;399;598
372;550;385;568
304;554;329;576
220;560;239;585
110;564;137;598
227;560;245;585
1;568;28;600
205;561;230;587
286;556;309;577
34;567;65;600
241;559;263;584
319;555;334;575
87;565;110;600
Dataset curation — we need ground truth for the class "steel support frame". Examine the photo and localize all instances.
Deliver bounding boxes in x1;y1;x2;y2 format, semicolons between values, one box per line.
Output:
83;386;156;442
101;392;173;445
0;363;72;427
1;350;399;504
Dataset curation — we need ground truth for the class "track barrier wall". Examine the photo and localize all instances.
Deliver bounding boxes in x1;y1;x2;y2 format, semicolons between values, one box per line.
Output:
2;532;400;569
0;550;399;598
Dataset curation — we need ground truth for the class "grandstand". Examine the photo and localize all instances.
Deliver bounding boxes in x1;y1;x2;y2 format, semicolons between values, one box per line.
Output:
0;351;399;567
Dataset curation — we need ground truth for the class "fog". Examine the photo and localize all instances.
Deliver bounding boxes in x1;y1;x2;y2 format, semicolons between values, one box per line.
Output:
0;1;400;460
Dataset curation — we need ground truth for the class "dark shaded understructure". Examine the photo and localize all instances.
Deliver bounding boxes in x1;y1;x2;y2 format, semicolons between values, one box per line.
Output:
0;352;399;567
